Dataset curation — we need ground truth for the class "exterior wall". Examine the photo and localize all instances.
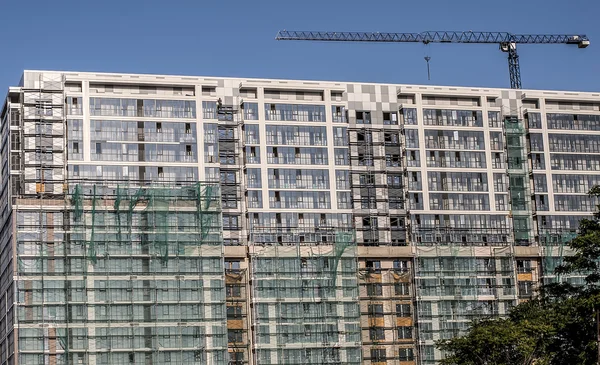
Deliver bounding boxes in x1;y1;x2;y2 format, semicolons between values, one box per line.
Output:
1;70;600;364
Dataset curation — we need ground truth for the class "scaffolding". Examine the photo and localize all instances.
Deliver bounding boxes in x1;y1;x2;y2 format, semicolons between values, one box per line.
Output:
225;267;249;365
20;73;66;198
14;73;68;365
16;180;228;365
249;228;362;365
413;246;518;364
217;93;246;248
348;126;408;246
504;116;533;246
349;127;387;246
358;261;415;364
411;227;511;247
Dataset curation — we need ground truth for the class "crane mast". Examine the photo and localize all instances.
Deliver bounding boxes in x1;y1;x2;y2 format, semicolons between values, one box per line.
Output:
276;30;590;89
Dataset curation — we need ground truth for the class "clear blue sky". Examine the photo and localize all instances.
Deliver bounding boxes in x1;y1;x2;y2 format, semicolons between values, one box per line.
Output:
1;0;598;92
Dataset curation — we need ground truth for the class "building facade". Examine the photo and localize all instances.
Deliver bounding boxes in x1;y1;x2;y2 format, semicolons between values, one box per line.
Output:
0;70;598;365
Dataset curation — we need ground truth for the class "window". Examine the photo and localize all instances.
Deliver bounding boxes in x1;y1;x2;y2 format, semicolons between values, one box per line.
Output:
185;122;192;134
387;174;402;188
225;260;240;272
336;170;349;190
517;260;532;273
370;349;386;362
95;143;102;154
397;326;412;339
357;130;372;143
383;111;398;125
424;346;435;361
519;281;533;297
334;148;348;165
219;151;236;164
395;282;410;296
223;215;239;230
386;154;401;167
10;134;21;150
220;171;236;184
384;132;400;145
243;103;259;120
423;109;482;127
396;304;411;317
369;327;385;341
67;96;82;115
360;173;375;185
248;190;263;208
90;98;195;118
332;105;347;123
408;150;419;166
393;260;408;271
221;193;237;208
389;197;404;209
490;131;504;150
361;197;376;209
229;352;244;365
356;111;371;124
358;153;373;166
365;260;381;272
247;168;261;188
337;191;351;209
366;283;383;296
405;130;419;148
488;111;501;128
536;194;548;211
399;348;414;361
228;329;243;343
363;217;377;228
494;173;507;192
227;306;243;319
527;112;542;129
368;304;384;317
402;108;417;125
226;284;241;297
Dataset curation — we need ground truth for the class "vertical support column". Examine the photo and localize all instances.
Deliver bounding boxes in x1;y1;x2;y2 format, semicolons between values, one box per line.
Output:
256;87;269;215
82;80;91;162
414;93;429;212
196;84;205;181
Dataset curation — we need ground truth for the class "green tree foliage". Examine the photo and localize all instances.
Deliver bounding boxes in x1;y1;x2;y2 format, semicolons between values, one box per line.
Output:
438;297;598;365
554;185;600;286
437;187;600;365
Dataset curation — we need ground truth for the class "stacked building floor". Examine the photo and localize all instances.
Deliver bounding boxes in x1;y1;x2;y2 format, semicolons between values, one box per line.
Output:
0;71;597;364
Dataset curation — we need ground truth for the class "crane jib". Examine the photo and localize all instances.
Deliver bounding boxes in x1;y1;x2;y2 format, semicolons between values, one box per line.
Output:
275;30;589;45
275;30;590;89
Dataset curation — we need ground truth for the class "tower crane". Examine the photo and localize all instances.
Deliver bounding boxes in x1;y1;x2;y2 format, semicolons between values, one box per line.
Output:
275;30;590;89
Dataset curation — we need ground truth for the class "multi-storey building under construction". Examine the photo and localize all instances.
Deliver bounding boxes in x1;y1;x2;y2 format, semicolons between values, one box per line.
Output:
0;70;598;364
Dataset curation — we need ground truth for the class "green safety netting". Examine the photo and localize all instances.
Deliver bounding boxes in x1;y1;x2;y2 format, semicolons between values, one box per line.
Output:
249;229;361;365
18;181;230;363
68;182;222;265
